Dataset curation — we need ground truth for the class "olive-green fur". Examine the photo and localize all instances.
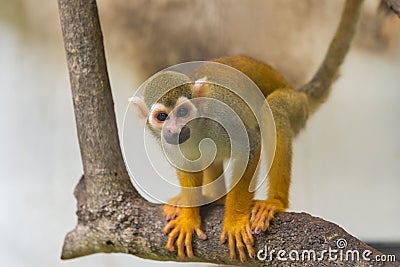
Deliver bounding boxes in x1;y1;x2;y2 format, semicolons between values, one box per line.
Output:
143;70;192;108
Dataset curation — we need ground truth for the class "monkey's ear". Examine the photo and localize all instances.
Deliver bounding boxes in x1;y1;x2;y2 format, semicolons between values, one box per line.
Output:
192;76;208;98
129;96;149;119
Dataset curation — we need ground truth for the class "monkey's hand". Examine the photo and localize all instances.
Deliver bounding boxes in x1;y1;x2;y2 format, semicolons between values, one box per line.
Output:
220;215;254;262
163;194;182;221
163;207;207;259
250;199;286;234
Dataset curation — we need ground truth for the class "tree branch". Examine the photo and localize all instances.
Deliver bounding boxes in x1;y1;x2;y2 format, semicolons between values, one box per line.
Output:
62;188;398;266
58;0;399;266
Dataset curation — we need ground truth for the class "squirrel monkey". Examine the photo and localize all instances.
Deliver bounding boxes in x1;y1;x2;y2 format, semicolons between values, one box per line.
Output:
131;0;364;262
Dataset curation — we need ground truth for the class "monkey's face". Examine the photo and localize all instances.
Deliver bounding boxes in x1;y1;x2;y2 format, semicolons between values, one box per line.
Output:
148;96;199;145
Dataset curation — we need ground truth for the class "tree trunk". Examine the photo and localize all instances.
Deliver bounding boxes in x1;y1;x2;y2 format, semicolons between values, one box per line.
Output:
58;0;136;211
57;0;399;266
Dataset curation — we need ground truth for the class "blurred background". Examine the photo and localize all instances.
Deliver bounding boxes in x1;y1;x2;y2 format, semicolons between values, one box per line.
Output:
0;0;399;266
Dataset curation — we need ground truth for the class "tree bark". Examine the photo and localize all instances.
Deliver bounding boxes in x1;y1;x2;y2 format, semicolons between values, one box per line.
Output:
58;0;135;211
58;0;399;266
62;182;398;266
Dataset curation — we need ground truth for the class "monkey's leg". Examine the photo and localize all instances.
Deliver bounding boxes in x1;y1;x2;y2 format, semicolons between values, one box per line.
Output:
220;146;260;262
251;89;308;233
202;161;226;205
163;162;226;220
250;129;290;233
163;170;207;259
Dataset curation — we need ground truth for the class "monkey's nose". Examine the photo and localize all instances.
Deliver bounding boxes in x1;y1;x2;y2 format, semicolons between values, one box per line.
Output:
178;125;190;144
163;126;191;145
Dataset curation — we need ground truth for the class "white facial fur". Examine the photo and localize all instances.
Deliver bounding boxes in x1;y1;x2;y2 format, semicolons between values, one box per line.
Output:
148;103;171;131
148;96;198;134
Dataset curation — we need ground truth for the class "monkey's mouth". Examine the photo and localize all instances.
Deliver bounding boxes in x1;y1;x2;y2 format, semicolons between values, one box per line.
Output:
163;125;191;145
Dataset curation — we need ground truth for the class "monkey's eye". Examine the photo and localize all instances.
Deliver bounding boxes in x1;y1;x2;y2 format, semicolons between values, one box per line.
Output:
176;107;189;117
156;112;168;122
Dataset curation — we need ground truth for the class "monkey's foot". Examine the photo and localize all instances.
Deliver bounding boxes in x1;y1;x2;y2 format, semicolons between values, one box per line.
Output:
220;216;254;262
163;195;182;221
250;199;286;234
163;209;207;259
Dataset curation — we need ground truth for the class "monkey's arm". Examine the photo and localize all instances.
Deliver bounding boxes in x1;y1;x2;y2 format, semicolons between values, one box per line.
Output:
202;161;226;204
163;170;207;259
220;144;260;262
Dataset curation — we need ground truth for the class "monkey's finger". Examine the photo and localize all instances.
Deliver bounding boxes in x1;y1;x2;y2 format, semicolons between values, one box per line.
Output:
163;220;177;233
185;233;193;258
261;218;270;232
250;212;257;222
260;209;275;232
250;216;261;232
252;201;261;211
228;233;236;259
166;232;179;252
163;205;172;215
220;230;227;244
163;207;180;221
260;214;267;232
166;212;177;221
166;227;180;251
251;207;264;226
245;223;254;242
250;218;256;229
195;228;207;240
266;206;276;221
250;220;256;231
256;205;275;232
255;205;266;220
251;212;266;232
241;229;255;258
250;212;255;222
235;232;246;262
252;216;264;234
244;224;254;245
251;201;263;217
177;233;186;259
250;206;259;221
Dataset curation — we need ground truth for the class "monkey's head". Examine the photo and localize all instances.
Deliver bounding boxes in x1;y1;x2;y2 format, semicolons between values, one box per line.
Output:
130;71;206;145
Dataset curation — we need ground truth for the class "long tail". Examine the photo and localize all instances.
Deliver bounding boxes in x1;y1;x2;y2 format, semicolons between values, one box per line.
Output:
299;0;364;114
